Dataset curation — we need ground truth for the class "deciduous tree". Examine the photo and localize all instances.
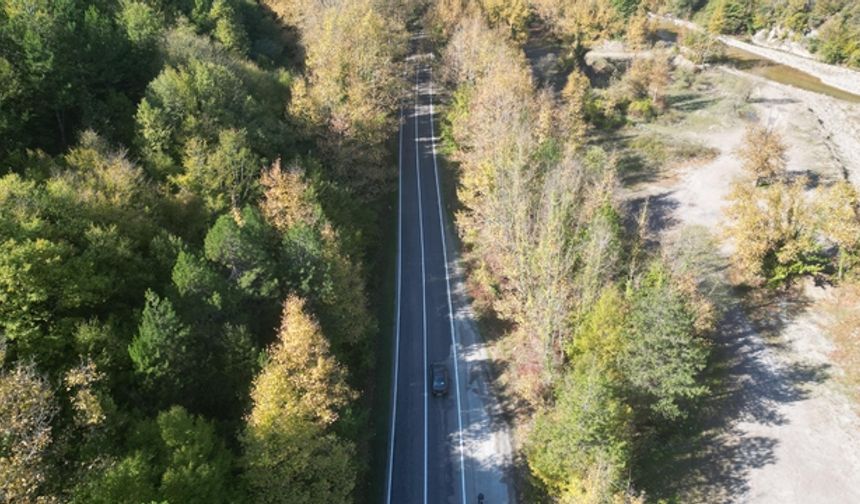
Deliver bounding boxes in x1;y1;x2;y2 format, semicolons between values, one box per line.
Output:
737;123;787;184
72;406;234;504
531;0;624;60
241;296;356;503
204;207;280;300
725;177;822;285
817;181;860;279
136;60;251;176
259;160;320;233
0;362;58;502
261;160;373;361
481;0;530;40
289;0;406;197
177;128;261;213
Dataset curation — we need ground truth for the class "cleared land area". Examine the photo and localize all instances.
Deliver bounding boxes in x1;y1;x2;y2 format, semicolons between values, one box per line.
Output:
616;60;860;501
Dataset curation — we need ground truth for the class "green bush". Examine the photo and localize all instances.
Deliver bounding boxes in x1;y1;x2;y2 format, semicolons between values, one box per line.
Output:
628;98;658;119
707;0;753;34
622;262;709;421
527;361;633;501
680;29;724;64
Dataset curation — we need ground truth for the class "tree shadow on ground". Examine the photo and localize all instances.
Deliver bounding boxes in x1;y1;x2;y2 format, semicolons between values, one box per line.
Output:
625;191;681;238
618;152;669;186
671;96;720;113
748;97;799;105
639;293;830;502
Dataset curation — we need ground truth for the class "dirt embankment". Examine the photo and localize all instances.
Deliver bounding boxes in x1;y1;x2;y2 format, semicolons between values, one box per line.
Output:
722;67;860;188
653;14;860;97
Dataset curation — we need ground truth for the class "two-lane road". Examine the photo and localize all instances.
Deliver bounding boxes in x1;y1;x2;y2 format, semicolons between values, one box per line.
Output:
385;52;513;504
386;59;465;504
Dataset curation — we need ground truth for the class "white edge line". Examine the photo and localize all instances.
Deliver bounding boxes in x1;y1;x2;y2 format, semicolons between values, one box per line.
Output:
415;65;429;504
384;100;404;504
428;66;468;504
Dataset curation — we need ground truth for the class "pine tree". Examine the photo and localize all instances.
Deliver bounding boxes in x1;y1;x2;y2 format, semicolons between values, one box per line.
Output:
561;70;591;153
626;7;651;50
128;290;194;398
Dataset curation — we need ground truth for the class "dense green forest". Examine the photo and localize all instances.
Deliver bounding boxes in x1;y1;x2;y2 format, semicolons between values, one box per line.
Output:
0;0;406;501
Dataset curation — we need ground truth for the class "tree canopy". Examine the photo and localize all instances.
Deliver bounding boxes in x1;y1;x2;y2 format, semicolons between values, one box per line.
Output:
0;0;402;500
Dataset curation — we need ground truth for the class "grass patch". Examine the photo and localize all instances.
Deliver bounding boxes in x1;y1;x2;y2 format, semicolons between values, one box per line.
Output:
630;132;719;168
821;281;860;404
613;130;719;186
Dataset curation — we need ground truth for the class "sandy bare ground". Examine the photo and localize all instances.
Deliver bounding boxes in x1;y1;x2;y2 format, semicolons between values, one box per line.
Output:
622;66;860;502
653;14;860;96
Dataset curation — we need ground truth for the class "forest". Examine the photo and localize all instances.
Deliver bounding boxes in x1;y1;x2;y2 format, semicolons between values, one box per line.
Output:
1;0;406;501
4;0;860;503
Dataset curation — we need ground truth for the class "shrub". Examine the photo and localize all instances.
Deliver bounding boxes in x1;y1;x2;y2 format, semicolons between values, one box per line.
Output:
707;0;753;35
725;177;823;286
527;360;633;502
680;29;724;64
628;98;658;119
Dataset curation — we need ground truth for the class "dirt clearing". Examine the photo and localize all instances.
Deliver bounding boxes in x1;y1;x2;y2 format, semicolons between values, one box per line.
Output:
618;64;860;502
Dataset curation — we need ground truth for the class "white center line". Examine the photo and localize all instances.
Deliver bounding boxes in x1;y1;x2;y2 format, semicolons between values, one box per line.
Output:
414;65;429;504
384;101;404;504
428;65;468;504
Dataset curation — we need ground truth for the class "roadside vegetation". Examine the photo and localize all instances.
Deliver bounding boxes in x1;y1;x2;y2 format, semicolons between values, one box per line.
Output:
651;0;860;69
3;0;859;502
430;0;860;502
432;4;723;502
0;0;406;501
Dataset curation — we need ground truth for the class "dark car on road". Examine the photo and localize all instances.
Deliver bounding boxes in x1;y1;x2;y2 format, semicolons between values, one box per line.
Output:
431;363;449;396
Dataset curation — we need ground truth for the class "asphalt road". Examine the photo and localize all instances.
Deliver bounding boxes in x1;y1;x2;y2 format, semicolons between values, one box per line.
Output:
385;55;514;504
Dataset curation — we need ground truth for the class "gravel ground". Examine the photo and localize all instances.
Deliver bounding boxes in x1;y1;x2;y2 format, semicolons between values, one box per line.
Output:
653;14;860;96
621;64;860;502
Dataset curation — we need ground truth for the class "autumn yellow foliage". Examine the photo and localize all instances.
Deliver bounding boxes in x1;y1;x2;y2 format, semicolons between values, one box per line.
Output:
0;363;58;503
259;159;318;233
249;296;355;427
816;181;860;278
481;0;530;40
241;296;357;503
531;0;623;53
287;0;407;197
725;176;819;285
737;123;787;183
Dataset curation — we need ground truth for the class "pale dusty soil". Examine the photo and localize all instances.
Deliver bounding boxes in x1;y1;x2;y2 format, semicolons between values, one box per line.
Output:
654;14;860;96
621;65;860;502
